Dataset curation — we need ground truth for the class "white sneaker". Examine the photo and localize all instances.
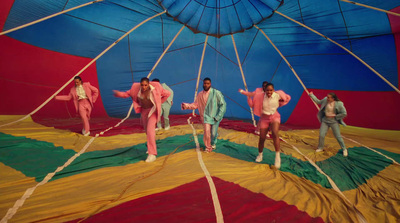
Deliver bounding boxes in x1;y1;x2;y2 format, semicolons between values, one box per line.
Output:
145;154;156;163
82;129;86;135
84;131;90;136
316;148;324;152
275;153;281;169
164;126;170;130
155;127;160;131
255;154;263;162
211;145;216;150
254;130;260;135
343;148;348;157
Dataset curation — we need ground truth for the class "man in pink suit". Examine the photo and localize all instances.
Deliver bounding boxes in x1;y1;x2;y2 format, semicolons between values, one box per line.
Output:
113;77;171;163
239;83;291;169
55;76;99;136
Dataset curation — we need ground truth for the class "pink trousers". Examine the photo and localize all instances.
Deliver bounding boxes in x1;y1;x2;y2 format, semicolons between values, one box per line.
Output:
141;108;158;155
78;99;92;133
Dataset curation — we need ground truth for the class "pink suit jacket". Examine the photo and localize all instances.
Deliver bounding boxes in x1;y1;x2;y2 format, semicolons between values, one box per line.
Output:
242;90;291;117
114;81;171;123
55;82;99;112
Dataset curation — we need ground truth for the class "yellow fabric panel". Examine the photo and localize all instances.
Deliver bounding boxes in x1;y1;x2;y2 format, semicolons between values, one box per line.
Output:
0;163;37;219
218;126;400;162
343;164;400;222
202;152;360;223
7;149;205;223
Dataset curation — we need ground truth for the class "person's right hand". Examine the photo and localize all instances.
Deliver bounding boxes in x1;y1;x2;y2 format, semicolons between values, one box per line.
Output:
309;91;313;95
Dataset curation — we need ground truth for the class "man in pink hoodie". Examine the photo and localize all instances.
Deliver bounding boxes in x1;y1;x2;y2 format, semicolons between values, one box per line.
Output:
55;76;99;136
113;77;171;163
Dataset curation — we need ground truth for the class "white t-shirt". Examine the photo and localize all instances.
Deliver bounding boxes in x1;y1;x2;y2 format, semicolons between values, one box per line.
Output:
325;101;336;117
76;85;88;100
262;92;280;115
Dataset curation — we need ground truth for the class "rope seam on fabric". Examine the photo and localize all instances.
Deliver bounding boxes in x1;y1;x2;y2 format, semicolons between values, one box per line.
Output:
342;136;399;165
128;35;135;82
0;11;167;129
274;11;400;94
78;136;195;222
336;0;354;52
0;0;104;36
241;30;259;66
147;25;185;79
187;117;224;223
254;25;319;110
281;138;368;223
0;11;167;222
193;35;209;116
260;14;400;165
340;0;400;17
231;35;257;127
0;102;135;223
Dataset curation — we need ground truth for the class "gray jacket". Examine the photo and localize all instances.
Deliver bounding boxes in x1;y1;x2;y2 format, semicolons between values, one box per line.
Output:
309;94;347;126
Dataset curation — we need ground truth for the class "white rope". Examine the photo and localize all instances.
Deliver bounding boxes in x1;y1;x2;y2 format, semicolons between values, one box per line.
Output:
342;135;399;165
187;117;224;223
147;25;185;79
340;0;400;17
192;35;209;116
274;10;400;94
230;35;257;127
0;0;104;36
0;101;134;223
260;13;400;165
280;137;367;223
0;11;166;129
254;25;319;110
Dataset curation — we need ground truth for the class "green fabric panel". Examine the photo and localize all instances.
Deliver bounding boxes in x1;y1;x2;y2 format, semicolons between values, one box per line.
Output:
316;147;400;191
52;135;195;181
0;132;75;181
213;139;399;191
213;139;331;189
2;132;399;191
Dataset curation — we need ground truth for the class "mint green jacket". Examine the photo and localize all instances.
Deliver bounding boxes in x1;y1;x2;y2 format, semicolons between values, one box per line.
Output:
203;88;226;125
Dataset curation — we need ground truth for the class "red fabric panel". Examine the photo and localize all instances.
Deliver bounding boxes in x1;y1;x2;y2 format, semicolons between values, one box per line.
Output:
32;114;305;136
0;0;14;31
388;6;400;88
69;177;324;223
0;36;107;118
286;90;400;130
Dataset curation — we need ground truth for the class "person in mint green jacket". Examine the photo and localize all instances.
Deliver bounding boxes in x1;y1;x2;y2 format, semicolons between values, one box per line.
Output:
152;78;174;130
182;77;226;152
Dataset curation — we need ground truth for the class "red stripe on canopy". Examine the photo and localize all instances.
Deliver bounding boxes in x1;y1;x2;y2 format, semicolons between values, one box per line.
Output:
0;36;107;118
286;90;400;130
69;177;324;223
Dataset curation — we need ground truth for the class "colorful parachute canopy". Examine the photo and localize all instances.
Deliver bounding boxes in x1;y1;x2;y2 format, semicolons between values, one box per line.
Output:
0;0;400;130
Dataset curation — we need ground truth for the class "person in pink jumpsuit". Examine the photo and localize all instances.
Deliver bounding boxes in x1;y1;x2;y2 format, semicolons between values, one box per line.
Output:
181;77;226;152
113;77;171;163
55;76;99;136
239;83;291;169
